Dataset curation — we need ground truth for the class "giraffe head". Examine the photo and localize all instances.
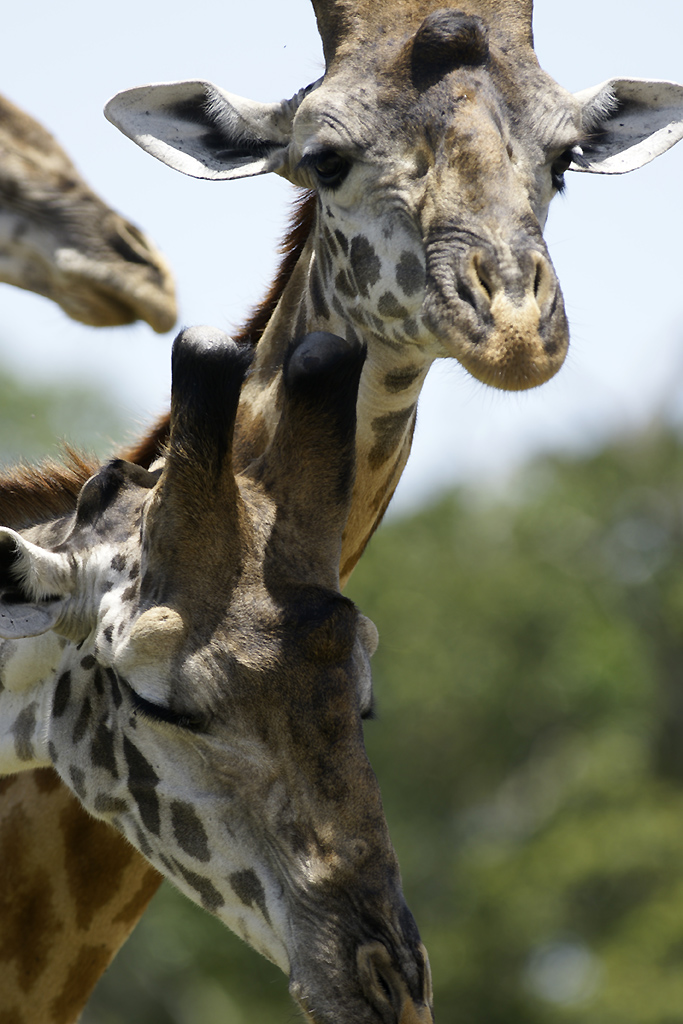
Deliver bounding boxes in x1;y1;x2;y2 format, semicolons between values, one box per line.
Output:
0;92;176;332
104;1;683;390
0;327;433;1022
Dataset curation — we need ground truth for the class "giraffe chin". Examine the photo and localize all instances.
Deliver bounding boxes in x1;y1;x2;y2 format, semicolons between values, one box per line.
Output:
444;294;570;392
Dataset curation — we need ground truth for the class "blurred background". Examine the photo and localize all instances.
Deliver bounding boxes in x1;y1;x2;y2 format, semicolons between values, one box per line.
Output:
3;0;683;1021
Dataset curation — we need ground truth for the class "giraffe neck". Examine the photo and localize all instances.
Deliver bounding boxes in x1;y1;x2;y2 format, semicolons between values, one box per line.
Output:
236;209;432;583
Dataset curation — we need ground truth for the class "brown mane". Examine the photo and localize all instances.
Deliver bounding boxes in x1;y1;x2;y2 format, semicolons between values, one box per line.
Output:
122;189;317;469
0;447;98;529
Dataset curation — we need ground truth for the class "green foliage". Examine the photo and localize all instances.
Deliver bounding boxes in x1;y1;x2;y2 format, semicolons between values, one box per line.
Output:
79;421;683;1023
0;364;126;465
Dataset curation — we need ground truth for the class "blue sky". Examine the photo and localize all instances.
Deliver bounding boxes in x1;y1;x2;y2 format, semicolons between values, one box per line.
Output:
2;0;682;513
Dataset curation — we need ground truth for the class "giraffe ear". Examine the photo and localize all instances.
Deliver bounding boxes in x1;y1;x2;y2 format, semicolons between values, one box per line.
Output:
0;529;71;638
105;79;318;181
571;78;683;174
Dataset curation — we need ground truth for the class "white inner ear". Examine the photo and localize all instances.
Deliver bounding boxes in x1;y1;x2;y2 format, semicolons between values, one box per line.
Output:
0;528;73;601
572;77;683;174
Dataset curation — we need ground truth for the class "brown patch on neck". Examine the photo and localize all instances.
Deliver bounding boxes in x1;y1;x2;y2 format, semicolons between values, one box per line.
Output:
112;868;161;928
49;944;113;1024
0;805;63;992
60;802;134;932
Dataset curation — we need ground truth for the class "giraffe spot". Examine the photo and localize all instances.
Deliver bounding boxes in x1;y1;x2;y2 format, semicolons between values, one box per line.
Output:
110;553;127;572
91;719;119;778
107;668;123;708
368;405;417;469
403;316;419;339
129;561;140;580
112;867;161;928
133;823;153;860
53;671;71;718
121;584;137;603
0;805;62;993
172;860;225;912
323;224;338;256
80;655;96;671
33;767;61;794
93;793;128;815
11;702;37;762
384;366;423;393
378;291;409;320
60;799;134;931
335;268;358;299
72;697;92;745
229;868;271;925
123;735;161;836
310;261;330;320
103;625;114;644
396;250;426;296
350;235;381;297
93;667;105;695
170;800;211;862
334;229;349;255
49;943;113;1024
69;765;86;800
0;775;19;797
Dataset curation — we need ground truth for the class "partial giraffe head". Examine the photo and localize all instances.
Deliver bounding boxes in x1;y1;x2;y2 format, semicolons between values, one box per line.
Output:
0;327;433;1024
0;92;176;331
105;1;683;389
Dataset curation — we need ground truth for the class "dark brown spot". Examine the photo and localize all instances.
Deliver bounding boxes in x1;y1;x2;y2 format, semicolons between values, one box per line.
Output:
33;767;61;794
0;805;62;992
72;697;92;745
334;229;349;255
384;366;423;393
368;405;416;469
112;867;161;928
93;667;105;695
170;800;211;862
91;720;119;778
378;292;409;320
60;800;134;932
396;251;426;296
80;655;96;671
69;765;86;800
335;268;357;299
128;561;140;580
350;235;381;297
121;584;137;603
49;944;113;1024
93;793;128;815
123;736;160;836
12;703;37;762
229;869;270;924
172;860;225;912
53;671;71;718
110;553;126;572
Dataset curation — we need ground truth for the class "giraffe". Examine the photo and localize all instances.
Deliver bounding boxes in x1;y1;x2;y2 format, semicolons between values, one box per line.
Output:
0;92;176;332
0;324;434;1024
4;0;683;1018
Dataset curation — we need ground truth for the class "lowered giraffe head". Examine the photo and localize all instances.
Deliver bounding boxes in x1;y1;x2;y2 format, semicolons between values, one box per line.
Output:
105;0;683;390
0;326;433;1023
0;92;176;332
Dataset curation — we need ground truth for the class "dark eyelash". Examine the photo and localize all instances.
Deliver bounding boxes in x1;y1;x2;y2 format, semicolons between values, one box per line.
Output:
129;689;207;733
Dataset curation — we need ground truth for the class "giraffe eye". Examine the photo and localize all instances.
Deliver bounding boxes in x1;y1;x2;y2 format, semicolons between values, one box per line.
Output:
125;682;208;732
309;150;351;189
551;147;579;193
